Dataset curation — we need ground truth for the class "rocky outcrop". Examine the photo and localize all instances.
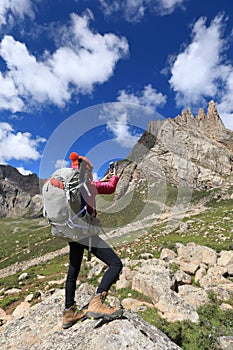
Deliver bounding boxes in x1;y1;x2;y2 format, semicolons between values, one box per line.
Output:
0;286;181;350
2;244;232;322
116;100;233;198
0;244;232;349
116;243;233;323
0;165;42;218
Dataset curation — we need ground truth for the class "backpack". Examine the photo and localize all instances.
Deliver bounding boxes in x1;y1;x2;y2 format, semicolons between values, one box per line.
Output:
42;159;99;243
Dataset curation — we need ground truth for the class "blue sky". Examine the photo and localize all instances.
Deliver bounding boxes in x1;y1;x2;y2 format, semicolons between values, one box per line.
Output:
0;0;233;178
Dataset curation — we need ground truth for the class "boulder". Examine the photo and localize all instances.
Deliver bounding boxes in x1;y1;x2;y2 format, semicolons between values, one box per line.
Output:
0;288;182;350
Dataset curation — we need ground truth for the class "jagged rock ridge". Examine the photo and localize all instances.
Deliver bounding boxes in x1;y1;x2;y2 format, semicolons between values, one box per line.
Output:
116;100;233;197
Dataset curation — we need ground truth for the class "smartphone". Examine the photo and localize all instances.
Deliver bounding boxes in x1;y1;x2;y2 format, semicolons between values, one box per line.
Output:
109;161;115;175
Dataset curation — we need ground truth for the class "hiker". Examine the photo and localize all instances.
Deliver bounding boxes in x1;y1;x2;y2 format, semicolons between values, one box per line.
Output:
62;152;123;329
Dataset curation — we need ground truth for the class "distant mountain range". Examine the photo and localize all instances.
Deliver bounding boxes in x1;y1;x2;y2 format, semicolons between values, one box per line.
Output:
1;100;233;218
0;165;42;218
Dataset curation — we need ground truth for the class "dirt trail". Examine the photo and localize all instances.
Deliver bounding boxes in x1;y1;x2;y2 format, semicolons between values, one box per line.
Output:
0;204;206;279
0;246;69;279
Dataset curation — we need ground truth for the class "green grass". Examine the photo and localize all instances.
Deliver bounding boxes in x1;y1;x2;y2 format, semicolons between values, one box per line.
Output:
0;188;233;348
115;287;153;304
138;292;233;350
0;217;67;269
98;190;148;228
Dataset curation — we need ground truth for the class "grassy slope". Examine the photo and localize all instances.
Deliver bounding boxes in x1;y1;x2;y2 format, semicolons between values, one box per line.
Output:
0;187;233;349
0;217;67;270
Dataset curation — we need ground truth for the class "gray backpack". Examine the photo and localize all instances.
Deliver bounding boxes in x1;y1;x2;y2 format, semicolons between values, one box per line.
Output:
42;162;99;243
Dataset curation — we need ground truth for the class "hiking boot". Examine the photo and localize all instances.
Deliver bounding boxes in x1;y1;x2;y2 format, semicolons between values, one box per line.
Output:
85;292;123;320
62;303;87;329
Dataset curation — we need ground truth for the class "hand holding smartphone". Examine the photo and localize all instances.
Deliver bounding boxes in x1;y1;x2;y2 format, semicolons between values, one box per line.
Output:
109;161;115;175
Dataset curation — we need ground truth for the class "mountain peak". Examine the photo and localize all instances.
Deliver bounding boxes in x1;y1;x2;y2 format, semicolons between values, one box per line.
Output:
173;100;225;132
116;100;233;196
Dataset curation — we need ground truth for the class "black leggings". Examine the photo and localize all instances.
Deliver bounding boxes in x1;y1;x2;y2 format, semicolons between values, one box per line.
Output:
65;236;123;309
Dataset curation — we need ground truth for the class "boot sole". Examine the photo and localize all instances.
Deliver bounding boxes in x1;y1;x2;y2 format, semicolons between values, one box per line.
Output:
62;320;77;329
84;308;123;321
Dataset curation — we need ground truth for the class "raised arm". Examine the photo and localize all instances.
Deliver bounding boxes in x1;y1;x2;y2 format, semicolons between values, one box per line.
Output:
93;175;119;194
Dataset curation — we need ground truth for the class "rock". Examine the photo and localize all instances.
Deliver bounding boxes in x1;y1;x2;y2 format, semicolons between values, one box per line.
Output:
179;261;199;275
220;303;233;311
218;251;233;270
207;284;233;301
217;336;233;350
132;263;176;303
25;294;34;302
87;262;107;279
47;277;66;287
154;291;199;323
195;264;207;283
0;308;13;326
115;277;131;290
139;252;153;259
199;266;231;288
4;288;21;295
160;248;177;262
174;270;192;285
0;288;181;350
18;272;29;281
131;260;200;323
177;243;217;266
12;301;30;317
37;274;46;280
121;297;154;312
225;264;233;275
120;266;136;282
178;285;209;307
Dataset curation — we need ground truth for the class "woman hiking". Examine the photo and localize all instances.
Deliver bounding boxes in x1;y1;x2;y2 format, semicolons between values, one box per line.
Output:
62;152;123;329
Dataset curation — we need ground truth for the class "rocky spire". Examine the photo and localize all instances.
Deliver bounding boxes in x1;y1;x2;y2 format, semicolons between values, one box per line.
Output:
196;108;206;121
207;100;225;128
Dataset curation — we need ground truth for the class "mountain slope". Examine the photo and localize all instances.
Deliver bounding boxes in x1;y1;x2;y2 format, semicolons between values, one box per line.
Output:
115;100;233;199
0;165;42;218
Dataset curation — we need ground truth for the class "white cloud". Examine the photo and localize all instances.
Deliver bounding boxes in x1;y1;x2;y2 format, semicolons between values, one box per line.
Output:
99;0;186;22
0;71;24;112
51;12;129;93
99;85;166;147
105;110;141;148
169;15;228;104
17;166;32;175
157;0;186;15
55;159;70;169
99;104;141;148
168;14;233;130
0;0;34;28
0;11;129;112
216;69;233;130
0;35;71;108
117;84;167;110
0;122;46;163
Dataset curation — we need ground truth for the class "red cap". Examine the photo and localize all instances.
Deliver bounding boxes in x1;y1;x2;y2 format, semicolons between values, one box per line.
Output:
69;152;79;166
69;152;79;161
